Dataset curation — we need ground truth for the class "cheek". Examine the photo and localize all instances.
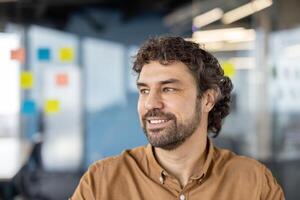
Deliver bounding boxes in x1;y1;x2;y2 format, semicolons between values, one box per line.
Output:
164;101;183;119
168;99;197;118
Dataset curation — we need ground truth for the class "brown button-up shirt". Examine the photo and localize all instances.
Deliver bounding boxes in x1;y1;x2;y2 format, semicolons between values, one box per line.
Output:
70;139;284;200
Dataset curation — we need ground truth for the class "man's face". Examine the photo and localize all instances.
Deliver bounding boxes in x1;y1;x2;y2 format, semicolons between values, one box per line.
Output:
137;61;202;150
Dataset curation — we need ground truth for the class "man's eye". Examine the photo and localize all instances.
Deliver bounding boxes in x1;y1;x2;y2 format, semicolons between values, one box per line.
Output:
139;89;149;94
162;87;176;92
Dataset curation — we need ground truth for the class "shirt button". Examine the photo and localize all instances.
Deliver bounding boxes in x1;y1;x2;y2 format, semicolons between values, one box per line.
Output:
179;194;185;200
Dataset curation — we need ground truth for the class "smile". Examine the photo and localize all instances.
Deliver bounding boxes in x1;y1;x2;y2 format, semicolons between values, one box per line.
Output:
148;119;169;124
145;118;172;130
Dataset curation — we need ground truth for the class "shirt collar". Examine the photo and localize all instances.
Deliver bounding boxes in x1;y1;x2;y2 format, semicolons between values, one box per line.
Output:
190;138;214;180
145;137;215;182
145;143;166;182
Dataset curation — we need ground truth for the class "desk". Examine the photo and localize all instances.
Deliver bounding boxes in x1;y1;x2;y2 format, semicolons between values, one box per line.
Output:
0;137;32;199
0;137;32;181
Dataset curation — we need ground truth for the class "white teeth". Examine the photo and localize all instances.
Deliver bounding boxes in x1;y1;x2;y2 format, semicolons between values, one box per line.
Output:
149;119;167;124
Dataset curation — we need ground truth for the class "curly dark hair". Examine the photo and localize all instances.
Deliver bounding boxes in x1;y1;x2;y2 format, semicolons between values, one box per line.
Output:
132;36;233;137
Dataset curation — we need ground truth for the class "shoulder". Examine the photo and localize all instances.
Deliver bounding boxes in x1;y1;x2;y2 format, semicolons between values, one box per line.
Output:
212;147;284;199
88;145;147;174
212;146;269;187
213;146;265;173
70;145;148;199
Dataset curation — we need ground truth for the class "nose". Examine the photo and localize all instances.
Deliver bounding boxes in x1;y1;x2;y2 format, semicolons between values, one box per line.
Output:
145;91;164;111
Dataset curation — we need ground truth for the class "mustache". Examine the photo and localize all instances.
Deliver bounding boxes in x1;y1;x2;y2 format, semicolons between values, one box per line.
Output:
143;109;176;120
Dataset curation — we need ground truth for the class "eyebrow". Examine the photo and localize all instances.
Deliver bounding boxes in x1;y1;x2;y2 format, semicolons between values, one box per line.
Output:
137;78;181;87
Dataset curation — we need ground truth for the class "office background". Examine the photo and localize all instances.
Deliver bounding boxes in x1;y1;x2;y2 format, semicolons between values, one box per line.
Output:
0;0;300;199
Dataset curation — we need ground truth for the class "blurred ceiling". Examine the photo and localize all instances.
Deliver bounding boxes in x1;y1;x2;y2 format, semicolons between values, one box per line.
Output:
1;0;299;33
0;0;256;29
0;0;194;27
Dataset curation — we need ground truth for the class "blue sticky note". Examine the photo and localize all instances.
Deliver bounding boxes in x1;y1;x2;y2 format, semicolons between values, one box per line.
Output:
37;48;51;61
22;100;36;114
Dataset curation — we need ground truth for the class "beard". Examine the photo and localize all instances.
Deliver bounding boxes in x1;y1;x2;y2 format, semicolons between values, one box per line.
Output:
142;101;201;151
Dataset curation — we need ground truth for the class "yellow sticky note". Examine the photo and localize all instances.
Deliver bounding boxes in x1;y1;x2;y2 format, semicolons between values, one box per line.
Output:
21;72;34;89
59;47;74;62
45;100;60;114
221;61;236;78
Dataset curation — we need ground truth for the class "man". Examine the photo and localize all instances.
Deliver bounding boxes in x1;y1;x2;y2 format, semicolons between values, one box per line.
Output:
70;36;284;199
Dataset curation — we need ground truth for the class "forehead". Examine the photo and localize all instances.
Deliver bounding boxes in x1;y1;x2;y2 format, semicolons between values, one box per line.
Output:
137;61;196;85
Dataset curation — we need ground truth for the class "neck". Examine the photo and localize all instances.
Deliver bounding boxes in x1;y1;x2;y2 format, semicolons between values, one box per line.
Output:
154;126;208;188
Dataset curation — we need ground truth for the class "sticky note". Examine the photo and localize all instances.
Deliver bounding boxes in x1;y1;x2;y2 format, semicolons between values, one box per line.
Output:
59;47;74;62
21;72;34;89
37;48;51;61
11;48;25;63
44;100;60;114
221;62;236;78
21;100;36;114
56;73;69;86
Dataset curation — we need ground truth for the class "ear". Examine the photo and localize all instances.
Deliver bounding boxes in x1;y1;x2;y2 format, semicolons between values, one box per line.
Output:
202;89;219;113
